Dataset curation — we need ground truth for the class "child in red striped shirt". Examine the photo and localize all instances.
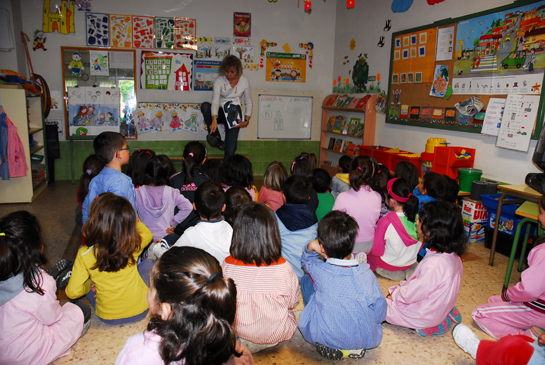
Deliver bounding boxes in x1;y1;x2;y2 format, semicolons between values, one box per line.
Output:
222;202;300;353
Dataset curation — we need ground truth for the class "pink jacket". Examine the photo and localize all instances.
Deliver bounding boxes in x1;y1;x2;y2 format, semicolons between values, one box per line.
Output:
503;243;545;313
0;271;84;365
258;186;284;211
5;114;28;178
386;249;463;329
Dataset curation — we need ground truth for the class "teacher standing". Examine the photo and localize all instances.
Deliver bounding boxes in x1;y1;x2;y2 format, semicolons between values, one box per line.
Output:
201;55;252;158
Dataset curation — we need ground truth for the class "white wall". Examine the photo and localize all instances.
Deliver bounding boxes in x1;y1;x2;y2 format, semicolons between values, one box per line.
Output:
334;0;541;184
0;0;27;77
19;0;336;141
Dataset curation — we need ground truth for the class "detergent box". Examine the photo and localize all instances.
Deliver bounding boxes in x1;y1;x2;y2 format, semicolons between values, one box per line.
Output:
462;199;488;243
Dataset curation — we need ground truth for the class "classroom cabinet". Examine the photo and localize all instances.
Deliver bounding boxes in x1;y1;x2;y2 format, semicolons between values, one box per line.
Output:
0;86;48;203
319;94;377;176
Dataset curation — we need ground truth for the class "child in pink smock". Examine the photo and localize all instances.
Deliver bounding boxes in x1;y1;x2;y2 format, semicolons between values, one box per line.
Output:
472;194;545;339
258;161;288;211
386;200;465;336
332;155;383;255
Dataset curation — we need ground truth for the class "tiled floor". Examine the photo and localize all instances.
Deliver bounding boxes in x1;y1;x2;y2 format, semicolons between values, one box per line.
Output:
0;181;524;365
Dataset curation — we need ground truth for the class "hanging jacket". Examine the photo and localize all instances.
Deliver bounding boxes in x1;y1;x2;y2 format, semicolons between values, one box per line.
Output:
4;112;28;178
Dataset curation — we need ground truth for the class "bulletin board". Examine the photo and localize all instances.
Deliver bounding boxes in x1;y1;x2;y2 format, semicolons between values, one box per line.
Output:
386;0;545;140
257;94;313;139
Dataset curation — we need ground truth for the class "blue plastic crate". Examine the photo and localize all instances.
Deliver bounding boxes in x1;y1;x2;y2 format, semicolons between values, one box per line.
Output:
481;193;521;217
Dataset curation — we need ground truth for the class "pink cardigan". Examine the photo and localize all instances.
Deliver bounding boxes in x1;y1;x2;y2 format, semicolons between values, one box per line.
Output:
5;113;28;178
386;249;463;329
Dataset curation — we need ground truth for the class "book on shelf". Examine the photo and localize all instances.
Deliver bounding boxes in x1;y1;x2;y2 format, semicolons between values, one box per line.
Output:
355;95;371;109
347;143;356;156
347;97;360;109
333;115;345;133
324;94;339;107
348;118;360;136
325;115;336;131
334;95;348;107
341;118;350;134
327;137;336;150
355;120;365;137
341;97;353;108
334;139;343;152
341;140;351;154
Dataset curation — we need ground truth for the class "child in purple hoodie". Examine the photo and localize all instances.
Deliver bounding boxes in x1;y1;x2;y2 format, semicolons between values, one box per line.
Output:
135;155;192;241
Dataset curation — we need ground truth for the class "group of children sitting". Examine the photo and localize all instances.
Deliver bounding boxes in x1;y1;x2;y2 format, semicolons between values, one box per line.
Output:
0;131;544;365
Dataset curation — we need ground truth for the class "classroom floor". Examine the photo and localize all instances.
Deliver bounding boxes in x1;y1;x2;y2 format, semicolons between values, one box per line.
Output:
0;180;524;365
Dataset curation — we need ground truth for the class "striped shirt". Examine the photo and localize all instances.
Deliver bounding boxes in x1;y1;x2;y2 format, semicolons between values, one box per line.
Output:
222;256;300;344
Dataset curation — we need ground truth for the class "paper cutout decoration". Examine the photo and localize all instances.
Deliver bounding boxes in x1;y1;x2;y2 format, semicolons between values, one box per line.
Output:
391;0;413;13
141;51;194;91
174;18;197;49
260;40;277;68
304;0;311;11
43;0;75;34
155;17;175;49
234;12;251;38
90;50;109;76
427;0;445;4
349;39;356;51
86;13;109;47
75;0;92;11
33;30;46;51
233;46;255;63
110;15;133;48
194;60;221;90
283;43;292;54
132;16;154;49
299;42;314;68
234;37;251;45
347;0;355;8
243;63;259;71
68;52;84;77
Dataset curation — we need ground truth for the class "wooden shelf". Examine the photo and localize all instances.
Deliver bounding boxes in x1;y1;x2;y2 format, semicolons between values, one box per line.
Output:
321;147;355;157
29;127;43;135
322;106;366;112
322;130;362;138
30;144;44;154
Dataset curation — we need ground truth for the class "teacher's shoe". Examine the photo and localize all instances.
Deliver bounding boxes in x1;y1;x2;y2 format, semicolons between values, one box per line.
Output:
207;134;225;151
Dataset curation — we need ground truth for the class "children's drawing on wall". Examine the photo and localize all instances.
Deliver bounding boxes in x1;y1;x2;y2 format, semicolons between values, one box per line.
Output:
33;30;46;51
452;0;545;95
110;15;133;48
234;37;251;46
183;108;201;133
68;86;120;136
68;52;84;77
133;109;150;133
174;18;197;49
132;16;155;49
196;38;213;59
274;111;284;130
149;107;164;132
86;13;109;47
50;91;61;110
43;0;75;34
233;46;255;63
243;63;259;71
89;50;109;76
299;42;314;68
430;65;449;97
233;12;251;38
140;51;194;91
266;52;306;82
194;60;221;91
169;109;183;131
214;45;232;60
155;17;175;49
75;0;92;11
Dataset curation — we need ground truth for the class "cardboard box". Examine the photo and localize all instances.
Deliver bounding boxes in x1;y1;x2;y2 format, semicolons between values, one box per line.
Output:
462;199;488;243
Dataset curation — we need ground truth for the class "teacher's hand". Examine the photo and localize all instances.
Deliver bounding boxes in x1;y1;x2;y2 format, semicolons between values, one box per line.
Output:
210;116;218;133
234;120;249;128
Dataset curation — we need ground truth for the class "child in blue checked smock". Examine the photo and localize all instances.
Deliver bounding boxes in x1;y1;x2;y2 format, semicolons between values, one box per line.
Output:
298;211;386;361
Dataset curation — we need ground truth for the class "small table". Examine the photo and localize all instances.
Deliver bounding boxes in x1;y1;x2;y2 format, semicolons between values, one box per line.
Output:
489;184;541;266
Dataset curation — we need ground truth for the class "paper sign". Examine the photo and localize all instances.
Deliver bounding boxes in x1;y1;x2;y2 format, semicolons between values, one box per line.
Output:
436;26;454;61
86;12;109;47
132;16;154;49
496;94;540;152
110;15;133;48
155;17;175;49
481;98;506;136
174;18;197;49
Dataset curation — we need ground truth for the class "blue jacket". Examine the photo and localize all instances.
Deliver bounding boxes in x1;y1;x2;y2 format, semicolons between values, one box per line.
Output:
412;187;437;209
276;204;318;280
82;167;136;223
298;247;386;350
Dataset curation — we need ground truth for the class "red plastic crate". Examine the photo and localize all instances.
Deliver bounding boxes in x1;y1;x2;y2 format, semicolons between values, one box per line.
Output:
373;148;409;170
432;146;475;178
355;145;390;158
391;153;422;175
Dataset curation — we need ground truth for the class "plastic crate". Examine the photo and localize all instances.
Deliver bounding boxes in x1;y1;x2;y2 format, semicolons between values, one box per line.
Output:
432;146;475;178
488;211;536;237
373;148;409;170
481;193;520;217
484;226;534;260
355;145;390;158
391;153;421;175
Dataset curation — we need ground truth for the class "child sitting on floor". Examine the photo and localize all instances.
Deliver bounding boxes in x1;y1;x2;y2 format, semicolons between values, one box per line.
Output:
386;200;465;336
395;161;419;191
224;186;252;227
221;154;257;201
299;211;386;361
258;161;288;211
312;168;334;221
126;149;156;188
115;247;253;365
412;171;447;208
0;211;91;365
331;155;352;199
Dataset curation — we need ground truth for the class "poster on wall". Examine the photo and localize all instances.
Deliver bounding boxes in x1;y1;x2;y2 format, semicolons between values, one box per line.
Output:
452;0;545;95
436;26;454;61
233;12;251;38
133;103;205;135
392;28;437;83
194;60;221;91
174;18;197;49
155;17;175;49
233;46;254;63
67;86;120;136
110;14;133;48
141;51;194;91
89;50;109;76
496;94;540;152
430;65;449;97
86;12;109;47
132;15;155;49
196;37;213;58
266;52;306;82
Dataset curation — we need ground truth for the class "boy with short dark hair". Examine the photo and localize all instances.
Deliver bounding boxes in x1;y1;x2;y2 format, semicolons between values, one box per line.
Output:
155;182;233;264
275;175;318;280
331;155;352;199
298;210;386;360
312;168;334;221
82;132;134;223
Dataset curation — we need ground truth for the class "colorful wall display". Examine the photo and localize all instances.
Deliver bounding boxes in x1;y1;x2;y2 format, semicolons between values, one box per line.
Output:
86;13;110;47
43;0;75;34
392;28;437;83
266;52;306;82
132;15;154;49
89;50;109;76
110;14;133;48
194;60;221;91
174;18;197;49
234;12;251;37
233;46;255;63
133;103;205;135
154;17;175;49
68;86;120;136
141;51;194;91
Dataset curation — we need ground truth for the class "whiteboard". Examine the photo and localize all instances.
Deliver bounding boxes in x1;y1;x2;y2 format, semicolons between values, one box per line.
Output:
257;94;313;139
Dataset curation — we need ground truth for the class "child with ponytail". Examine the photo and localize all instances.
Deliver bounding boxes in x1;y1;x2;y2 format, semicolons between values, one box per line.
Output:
332;155;383;254
115;247;253;365
127;149;156;187
173;141;210;202
368;178;422;281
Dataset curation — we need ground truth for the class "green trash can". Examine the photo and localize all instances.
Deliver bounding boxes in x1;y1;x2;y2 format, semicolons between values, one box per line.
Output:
458;168;483;192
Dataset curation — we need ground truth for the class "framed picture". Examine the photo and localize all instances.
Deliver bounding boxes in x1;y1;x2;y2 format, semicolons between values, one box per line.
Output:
411;34;417;45
419;32;427;44
395;38;401;48
392;74;399;84
400;73;407;83
403;36;410;47
408;72;414;83
415;72;422;83
410;47;417;58
402;49;409;59
418;45;426;57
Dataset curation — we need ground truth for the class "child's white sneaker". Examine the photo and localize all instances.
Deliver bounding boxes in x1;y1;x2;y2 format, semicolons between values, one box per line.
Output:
453;324;479;359
355;252;367;264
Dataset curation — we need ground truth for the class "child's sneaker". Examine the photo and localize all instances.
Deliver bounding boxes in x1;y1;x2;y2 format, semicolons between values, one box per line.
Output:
376;268;406;282
46;259;71;279
315;343;366;360
417;316;453;336
355;252;367;264
447;306;462;323
56;263;74;290
453;324;480;359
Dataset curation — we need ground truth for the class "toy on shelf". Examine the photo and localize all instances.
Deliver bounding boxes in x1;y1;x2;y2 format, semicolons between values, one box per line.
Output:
433;146;476;179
